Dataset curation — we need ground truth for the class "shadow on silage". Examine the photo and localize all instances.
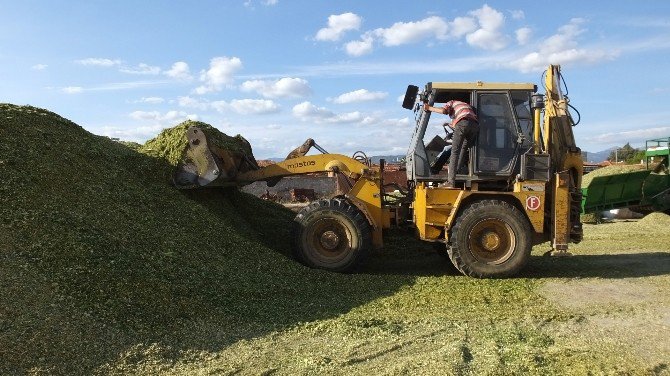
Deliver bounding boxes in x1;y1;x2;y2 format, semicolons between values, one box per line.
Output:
180;187;295;256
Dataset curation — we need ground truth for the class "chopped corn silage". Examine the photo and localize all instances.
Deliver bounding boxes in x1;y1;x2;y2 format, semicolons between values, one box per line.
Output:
0;104;393;374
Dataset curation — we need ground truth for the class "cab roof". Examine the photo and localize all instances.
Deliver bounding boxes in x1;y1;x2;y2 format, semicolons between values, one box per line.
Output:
429;82;537;92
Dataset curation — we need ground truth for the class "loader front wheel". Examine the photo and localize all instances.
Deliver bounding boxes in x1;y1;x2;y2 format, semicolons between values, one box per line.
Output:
292;198;371;272
448;200;532;278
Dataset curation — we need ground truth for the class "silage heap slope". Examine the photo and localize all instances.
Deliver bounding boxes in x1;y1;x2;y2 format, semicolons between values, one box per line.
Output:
0;104;403;374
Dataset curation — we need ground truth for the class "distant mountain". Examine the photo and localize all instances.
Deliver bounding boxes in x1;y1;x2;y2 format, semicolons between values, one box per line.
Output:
584;147;617;164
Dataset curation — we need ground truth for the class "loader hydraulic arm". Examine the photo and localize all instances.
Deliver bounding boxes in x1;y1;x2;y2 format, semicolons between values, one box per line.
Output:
236;153;375;185
540;65;584;253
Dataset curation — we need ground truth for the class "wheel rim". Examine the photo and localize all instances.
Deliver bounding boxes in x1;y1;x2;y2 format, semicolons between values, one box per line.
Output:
467;218;516;265
305;217;353;265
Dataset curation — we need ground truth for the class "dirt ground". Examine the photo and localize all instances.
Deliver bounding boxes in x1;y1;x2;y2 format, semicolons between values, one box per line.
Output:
541;277;670;366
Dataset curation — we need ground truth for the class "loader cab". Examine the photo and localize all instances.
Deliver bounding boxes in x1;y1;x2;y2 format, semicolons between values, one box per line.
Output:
403;82;536;189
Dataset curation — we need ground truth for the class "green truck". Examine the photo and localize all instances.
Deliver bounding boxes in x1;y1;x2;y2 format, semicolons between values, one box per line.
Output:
581;137;670;214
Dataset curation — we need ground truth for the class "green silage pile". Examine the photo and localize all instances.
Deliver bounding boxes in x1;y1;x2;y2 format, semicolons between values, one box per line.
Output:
581;164;643;186
0;104;390;374
637;211;670;229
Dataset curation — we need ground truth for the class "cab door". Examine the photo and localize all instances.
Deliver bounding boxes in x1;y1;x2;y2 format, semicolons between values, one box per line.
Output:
474;92;521;176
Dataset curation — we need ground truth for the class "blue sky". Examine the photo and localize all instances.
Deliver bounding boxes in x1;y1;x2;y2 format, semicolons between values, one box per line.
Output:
2;0;670;158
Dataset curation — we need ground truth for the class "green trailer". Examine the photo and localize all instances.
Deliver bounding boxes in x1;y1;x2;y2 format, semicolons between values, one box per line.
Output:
581;137;670;214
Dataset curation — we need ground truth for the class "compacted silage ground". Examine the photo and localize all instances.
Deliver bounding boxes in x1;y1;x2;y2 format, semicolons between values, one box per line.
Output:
1;104;669;375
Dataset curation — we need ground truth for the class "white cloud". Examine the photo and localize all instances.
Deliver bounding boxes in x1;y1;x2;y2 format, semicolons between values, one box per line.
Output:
345;35;375;56
344;15;451;56
136;96;165;104
263;0;278;5
194;56;243;94
178;96;209;110
315;12;362;42
340;5;509;56
331;89;388;104
292;101;363;124
466;5;509;50
585;126;670;144
292;101;336;120
449;17;478;38
373;16;449;46
338;5;515;57
240;77;312;98
512;18;617;72
165;61;192;80
31;64;48;70
510;10;525;20
62;86;84;94
57;80;169;93
129;110;197;123
211;99;280;115
288;51;526;78
120;63;161;75
230;99;280;115
129;111;162;121
178;96;279;114
516;27;532;45
360;116;411;127
75;58;122;67
545;18;586;52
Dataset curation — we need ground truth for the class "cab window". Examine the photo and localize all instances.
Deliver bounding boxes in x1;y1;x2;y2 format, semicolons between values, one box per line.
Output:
476;92;517;173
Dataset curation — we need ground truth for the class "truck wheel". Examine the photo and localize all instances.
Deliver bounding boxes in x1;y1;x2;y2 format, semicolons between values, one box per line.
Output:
292;198;371;272
448;200;532;278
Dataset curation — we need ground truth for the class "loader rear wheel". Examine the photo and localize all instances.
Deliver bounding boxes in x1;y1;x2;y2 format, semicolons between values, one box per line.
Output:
292;198;371;272
448;200;532;278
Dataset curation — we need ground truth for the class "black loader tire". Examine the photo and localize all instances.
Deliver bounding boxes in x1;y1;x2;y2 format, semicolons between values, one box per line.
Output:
448;200;532;278
292;198;371;272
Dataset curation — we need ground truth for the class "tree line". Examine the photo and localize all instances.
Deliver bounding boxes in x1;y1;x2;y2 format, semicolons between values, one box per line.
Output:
608;143;646;164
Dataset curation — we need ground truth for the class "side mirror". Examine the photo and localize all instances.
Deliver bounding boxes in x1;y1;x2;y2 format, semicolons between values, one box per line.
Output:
402;85;419;110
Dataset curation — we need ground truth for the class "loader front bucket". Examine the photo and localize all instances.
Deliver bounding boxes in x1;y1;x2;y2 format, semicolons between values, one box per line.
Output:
173;126;259;189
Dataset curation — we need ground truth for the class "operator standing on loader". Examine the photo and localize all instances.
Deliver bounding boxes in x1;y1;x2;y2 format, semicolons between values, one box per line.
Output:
424;100;479;188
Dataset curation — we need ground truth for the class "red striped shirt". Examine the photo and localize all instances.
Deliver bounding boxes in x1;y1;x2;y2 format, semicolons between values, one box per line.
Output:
443;100;477;127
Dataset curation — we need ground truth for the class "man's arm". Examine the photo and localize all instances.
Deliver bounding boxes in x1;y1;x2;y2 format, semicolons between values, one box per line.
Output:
423;103;446;114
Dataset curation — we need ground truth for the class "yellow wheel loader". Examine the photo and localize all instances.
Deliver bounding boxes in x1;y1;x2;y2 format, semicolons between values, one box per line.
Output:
174;65;584;278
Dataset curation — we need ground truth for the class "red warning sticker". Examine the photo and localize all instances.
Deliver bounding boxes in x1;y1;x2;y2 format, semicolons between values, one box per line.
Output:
526;195;541;211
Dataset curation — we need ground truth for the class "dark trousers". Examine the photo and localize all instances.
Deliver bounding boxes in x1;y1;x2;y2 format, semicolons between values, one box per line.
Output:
447;119;479;186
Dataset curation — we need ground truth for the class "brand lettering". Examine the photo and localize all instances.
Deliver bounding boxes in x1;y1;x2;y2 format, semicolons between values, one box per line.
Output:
287;160;316;169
